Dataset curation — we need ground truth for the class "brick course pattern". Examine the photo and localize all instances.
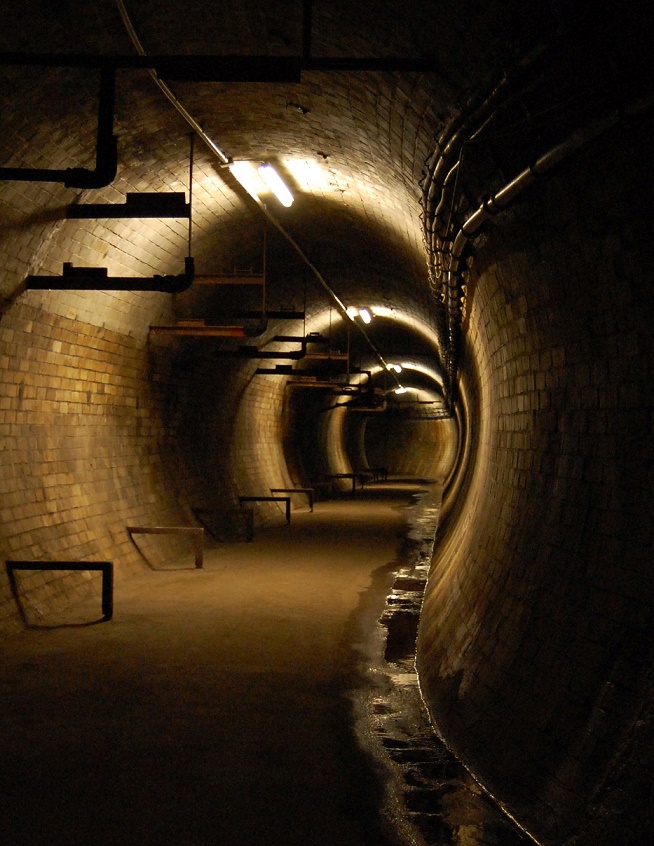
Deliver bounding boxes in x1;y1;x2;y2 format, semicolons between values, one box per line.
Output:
0;303;196;636
416;121;654;845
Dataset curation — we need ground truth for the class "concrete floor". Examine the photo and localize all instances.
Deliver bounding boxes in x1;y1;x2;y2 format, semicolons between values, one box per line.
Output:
0;488;416;846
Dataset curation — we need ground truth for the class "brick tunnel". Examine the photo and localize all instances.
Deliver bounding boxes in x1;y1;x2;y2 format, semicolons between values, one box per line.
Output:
0;2;652;845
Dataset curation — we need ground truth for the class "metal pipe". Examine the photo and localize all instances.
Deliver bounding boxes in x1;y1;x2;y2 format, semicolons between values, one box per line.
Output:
438;92;654;404
450;101;651;267
0;66;118;188
114;0;231;165
114;0;401;385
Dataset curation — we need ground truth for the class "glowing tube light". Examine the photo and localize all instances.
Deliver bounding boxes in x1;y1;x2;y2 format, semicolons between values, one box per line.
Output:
386;363;402;373
258;163;294;207
394;386;409;394
228;161;264;201
358;307;372;324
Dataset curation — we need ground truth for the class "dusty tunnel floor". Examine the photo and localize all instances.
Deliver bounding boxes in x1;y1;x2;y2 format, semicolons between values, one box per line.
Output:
0;483;530;846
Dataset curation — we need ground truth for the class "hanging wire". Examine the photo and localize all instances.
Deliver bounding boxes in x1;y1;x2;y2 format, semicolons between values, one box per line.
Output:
328;297;333;344
302;267;307;337
187;132;194;258
115;0;230;165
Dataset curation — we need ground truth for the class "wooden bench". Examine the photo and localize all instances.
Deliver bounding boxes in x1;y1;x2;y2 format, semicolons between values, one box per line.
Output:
239;496;291;524
6;560;114;621
270;487;314;512
126;526;204;569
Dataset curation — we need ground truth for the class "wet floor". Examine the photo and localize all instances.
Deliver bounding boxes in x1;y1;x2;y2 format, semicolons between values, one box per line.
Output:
361;484;533;846
0;482;531;845
0;487;414;845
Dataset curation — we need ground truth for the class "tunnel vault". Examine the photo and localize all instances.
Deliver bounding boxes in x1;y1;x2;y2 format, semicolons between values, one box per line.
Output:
1;2;652;845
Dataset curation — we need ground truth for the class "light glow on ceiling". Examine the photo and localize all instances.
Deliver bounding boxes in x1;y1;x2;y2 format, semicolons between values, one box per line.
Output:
283;158;333;193
271;158;425;252
371;306;393;317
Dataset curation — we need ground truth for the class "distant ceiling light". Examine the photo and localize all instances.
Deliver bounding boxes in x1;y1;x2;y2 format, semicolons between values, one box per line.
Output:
228;161;265;201
258;163;294;207
395;386;409;394
386;363;402;373
358;308;372;324
346;307;358;320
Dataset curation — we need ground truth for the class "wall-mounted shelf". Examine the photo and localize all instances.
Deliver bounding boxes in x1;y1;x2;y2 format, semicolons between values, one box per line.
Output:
149;320;247;338
67;192;190;219
26;258;194;293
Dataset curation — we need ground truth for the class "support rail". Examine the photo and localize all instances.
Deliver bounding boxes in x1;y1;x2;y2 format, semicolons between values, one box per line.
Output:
126;526;204;569
5;560;114;621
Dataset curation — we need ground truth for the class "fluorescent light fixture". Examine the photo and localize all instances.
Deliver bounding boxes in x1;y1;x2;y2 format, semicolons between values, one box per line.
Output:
229;161;265;201
358;307;372;324
386;363;402;373
346;307;358;320
394;386;409;394
258;163;294;207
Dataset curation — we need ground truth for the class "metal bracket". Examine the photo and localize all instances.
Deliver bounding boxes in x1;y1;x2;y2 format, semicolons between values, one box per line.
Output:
25;256;195;293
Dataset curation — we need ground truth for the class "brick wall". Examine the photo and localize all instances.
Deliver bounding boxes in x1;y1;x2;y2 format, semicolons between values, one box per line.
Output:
0;302;195;636
416;116;654;844
364;415;458;481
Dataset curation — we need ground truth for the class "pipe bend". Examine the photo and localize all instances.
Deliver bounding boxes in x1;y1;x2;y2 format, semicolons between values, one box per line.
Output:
156;257;195;293
63;137;118;189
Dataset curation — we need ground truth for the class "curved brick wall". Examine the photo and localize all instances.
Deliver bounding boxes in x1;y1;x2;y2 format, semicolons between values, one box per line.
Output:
364;416;458;482
417;115;653;844
1;2;652;843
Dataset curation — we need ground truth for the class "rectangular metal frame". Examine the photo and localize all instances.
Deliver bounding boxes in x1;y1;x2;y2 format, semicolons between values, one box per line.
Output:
270;487;314;511
5;560;114;621
238;496;292;524
126;526;204;568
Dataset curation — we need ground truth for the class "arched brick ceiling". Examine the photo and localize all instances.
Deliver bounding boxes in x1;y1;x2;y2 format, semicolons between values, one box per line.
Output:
2;0;643;380
0;0;563;376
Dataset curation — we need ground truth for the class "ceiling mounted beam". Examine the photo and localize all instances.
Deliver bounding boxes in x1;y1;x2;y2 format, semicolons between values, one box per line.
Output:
213;310;305;320
0;52;302;82
149;324;247;338
194;275;264;286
